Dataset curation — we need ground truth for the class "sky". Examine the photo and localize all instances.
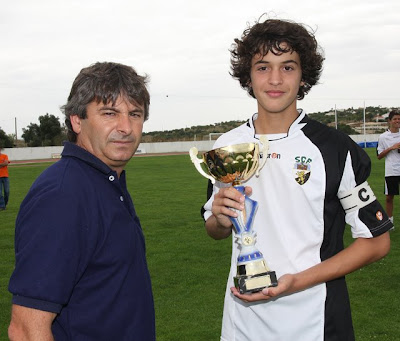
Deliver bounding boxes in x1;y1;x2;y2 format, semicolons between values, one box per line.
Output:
1;0;399;138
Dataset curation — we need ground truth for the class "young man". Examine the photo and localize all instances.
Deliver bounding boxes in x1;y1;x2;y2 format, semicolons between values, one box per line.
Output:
377;110;400;226
202;18;392;340
0;148;10;210
8;62;155;341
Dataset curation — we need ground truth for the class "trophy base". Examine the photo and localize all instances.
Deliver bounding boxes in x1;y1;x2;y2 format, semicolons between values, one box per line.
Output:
234;271;278;294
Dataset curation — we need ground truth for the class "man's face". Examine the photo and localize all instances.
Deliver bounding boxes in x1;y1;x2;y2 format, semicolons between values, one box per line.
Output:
250;46;303;117
70;96;144;175
389;115;400;130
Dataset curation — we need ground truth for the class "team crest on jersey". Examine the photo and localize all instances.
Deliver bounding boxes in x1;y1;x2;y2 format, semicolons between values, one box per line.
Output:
293;156;312;185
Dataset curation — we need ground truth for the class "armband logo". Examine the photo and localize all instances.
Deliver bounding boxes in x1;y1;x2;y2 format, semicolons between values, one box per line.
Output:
293;156;312;185
376;211;383;221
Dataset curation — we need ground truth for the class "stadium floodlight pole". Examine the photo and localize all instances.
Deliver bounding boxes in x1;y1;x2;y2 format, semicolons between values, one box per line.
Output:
15;117;18;141
335;105;337;130
363;101;366;148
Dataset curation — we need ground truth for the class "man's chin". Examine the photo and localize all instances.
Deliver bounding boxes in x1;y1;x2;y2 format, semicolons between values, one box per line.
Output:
107;151;136;163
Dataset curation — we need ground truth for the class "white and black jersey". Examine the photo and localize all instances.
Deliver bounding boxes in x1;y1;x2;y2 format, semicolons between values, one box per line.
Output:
377;129;400;176
202;110;392;341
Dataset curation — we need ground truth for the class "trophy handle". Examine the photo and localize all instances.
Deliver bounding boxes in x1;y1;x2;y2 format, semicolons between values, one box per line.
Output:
189;147;216;184
256;135;269;177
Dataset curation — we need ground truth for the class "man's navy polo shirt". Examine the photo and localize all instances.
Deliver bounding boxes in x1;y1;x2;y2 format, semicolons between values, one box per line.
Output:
9;142;155;340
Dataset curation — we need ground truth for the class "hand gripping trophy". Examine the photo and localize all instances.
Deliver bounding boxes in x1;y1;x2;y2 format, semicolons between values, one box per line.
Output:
190;138;278;294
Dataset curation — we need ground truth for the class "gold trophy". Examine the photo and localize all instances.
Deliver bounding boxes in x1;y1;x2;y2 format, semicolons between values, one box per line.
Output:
190;140;278;294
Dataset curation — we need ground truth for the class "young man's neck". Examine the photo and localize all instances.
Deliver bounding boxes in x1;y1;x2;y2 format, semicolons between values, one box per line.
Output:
254;108;300;134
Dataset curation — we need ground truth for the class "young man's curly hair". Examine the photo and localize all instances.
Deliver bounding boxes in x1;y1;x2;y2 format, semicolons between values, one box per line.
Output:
230;18;324;100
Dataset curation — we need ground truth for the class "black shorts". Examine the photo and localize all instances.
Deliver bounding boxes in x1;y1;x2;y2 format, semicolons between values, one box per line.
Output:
384;176;400;195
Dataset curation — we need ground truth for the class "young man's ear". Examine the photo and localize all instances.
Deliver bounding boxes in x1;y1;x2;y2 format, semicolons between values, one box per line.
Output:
70;115;82;135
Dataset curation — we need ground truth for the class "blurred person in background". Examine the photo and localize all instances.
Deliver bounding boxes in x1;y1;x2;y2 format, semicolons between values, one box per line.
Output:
377;109;400;228
0;148;10;211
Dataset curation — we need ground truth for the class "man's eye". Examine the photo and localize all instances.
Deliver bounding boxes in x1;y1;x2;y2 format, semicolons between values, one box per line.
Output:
283;66;294;71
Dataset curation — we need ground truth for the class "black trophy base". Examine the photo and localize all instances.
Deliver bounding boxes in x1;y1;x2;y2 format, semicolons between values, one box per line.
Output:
234;271;278;294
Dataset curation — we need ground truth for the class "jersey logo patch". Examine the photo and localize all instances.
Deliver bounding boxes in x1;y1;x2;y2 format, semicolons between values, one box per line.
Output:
293;162;311;185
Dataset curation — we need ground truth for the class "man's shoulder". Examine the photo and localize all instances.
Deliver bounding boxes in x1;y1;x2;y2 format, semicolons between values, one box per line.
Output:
378;131;398;146
379;130;390;138
32;157;93;193
21;157;100;214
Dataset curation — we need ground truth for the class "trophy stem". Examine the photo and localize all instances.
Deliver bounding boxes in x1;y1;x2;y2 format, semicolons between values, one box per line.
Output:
229;185;257;235
230;185;278;294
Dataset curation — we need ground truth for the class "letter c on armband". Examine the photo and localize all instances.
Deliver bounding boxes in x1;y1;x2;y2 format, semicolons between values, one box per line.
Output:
338;181;376;213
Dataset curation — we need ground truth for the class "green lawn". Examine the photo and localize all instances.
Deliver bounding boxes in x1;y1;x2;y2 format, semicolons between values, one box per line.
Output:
0;149;399;340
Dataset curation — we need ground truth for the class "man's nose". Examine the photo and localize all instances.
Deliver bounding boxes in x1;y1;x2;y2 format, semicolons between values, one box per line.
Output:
117;114;133;135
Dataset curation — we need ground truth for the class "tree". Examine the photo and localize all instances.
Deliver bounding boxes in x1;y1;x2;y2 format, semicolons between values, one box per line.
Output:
337;123;359;135
22;114;63;147
39;114;62;146
22;123;42;147
0;127;14;148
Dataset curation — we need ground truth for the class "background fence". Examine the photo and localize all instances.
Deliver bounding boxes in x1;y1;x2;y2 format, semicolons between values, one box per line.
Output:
3;134;380;162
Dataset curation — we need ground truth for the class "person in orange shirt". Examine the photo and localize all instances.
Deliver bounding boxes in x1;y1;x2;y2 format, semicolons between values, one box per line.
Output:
0;148;10;210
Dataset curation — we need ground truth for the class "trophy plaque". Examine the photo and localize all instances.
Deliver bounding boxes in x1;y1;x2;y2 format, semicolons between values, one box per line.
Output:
190;141;278;294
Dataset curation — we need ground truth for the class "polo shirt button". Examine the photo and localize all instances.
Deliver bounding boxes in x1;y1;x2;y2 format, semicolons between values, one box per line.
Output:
120;196;124;201
109;175;115;181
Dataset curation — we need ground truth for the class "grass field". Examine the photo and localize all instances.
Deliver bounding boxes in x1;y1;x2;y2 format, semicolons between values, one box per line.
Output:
0;148;399;340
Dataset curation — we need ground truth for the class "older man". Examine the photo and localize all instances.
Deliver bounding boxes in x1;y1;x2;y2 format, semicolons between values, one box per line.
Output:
8;62;155;341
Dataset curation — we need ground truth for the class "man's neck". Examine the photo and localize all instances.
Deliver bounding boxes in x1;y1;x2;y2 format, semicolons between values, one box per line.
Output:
389;127;399;133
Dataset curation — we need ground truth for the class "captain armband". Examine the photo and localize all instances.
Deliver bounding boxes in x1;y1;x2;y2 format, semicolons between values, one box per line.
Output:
338;181;376;213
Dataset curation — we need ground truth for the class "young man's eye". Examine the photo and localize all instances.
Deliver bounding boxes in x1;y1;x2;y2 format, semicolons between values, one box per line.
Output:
283;66;294;71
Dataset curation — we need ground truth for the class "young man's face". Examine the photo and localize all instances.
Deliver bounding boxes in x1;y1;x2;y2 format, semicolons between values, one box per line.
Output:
388;115;400;131
250;46;303;117
70;95;144;175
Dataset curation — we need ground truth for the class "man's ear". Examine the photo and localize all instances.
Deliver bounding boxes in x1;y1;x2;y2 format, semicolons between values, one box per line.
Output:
70;115;82;135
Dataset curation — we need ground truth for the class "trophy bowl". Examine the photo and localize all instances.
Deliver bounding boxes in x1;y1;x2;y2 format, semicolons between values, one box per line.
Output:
201;143;260;186
190;141;277;294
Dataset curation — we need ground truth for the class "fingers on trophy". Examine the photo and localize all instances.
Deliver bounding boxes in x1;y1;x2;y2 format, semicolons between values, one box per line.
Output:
190;138;278;294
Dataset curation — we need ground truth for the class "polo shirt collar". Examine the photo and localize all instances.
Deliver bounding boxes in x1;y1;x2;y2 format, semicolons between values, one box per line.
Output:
61;141;122;177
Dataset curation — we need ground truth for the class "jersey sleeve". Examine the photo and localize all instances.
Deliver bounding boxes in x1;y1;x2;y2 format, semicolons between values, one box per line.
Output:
337;142;392;238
